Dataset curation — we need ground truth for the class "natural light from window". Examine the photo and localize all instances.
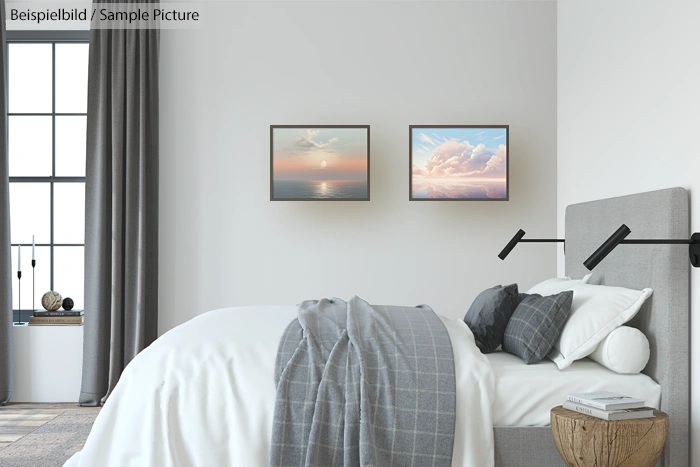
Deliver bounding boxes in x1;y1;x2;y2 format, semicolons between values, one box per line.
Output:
8;40;88;317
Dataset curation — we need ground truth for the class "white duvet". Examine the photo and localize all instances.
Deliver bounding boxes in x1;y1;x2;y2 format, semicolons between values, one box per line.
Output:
65;306;496;467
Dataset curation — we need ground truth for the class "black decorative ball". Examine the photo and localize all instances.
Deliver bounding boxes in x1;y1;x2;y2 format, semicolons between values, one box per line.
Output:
62;297;74;311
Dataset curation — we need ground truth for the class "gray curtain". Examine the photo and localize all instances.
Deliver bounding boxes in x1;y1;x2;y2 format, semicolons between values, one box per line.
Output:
0;0;14;405
79;22;159;406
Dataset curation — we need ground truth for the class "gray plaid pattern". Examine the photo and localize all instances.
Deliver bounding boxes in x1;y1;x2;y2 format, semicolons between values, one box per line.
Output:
271;296;456;467
502;291;573;364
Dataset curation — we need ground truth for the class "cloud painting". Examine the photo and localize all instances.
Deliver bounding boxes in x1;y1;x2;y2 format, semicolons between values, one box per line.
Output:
410;126;508;200
271;126;369;200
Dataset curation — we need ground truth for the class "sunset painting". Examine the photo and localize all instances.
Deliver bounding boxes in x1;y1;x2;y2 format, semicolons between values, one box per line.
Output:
410;126;508;200
271;126;370;200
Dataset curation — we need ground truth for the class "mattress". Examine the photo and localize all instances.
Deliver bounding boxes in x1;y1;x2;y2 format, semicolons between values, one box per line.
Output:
487;350;661;426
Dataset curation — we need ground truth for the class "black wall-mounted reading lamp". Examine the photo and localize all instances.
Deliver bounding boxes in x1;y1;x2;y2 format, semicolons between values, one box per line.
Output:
498;225;700;269
497;229;565;260
583;224;700;270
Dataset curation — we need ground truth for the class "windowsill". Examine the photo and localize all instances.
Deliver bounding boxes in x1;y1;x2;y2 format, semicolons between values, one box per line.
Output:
13;323;83;327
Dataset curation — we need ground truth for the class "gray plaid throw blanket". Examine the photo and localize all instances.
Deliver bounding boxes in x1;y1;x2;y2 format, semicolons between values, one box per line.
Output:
270;296;456;467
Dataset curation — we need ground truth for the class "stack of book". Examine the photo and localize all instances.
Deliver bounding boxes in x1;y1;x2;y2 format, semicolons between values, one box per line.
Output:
563;391;655;421
29;309;84;326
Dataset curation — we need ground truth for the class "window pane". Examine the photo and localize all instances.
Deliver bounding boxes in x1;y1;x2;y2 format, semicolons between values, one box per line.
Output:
8;43;52;113
54;183;85;244
10;183;51;244
11;246;50;311
8;116;53;177
55;44;89;113
54;247;84;310
55;116;87;176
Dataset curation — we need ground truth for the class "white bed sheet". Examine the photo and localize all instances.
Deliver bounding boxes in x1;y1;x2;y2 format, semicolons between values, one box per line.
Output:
487;350;661;426
65;306;496;467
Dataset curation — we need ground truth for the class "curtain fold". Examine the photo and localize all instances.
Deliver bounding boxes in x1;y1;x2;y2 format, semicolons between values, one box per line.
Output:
79;18;159;406
0;0;14;405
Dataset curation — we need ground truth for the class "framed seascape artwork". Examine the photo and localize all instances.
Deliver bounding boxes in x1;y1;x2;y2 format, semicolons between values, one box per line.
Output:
409;125;509;201
270;125;370;201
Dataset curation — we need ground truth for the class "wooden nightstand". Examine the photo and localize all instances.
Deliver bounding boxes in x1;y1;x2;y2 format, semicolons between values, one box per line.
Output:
551;405;668;467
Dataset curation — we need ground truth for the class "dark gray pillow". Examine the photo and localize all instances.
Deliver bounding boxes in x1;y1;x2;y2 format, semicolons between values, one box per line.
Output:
503;291;574;364
464;284;519;353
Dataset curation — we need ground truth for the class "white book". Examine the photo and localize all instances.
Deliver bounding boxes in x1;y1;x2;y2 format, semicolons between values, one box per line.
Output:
563;401;655;421
566;391;645;410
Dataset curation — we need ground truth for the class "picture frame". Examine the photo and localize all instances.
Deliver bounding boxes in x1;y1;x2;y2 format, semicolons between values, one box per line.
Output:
270;125;370;201
409;125;509;201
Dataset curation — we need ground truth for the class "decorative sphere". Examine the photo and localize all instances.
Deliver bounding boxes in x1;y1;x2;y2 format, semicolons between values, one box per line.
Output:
41;291;63;311
62;297;74;311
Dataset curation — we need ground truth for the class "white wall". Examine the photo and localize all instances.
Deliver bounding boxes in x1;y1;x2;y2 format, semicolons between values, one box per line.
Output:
158;1;558;333
557;0;700;464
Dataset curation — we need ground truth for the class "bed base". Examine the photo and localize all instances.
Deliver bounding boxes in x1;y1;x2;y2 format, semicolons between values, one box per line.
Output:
494;426;664;467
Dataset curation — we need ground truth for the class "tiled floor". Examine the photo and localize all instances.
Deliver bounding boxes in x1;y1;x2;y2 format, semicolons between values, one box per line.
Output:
0;403;100;466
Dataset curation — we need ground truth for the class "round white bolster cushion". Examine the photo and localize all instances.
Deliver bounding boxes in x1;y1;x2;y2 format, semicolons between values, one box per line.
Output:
588;326;650;374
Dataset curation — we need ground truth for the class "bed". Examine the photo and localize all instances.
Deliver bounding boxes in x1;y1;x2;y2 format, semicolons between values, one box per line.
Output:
491;187;689;467
65;187;690;467
487;351;660;427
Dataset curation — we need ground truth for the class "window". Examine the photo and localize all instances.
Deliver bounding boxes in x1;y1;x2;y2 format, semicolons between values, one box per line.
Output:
7;31;90;321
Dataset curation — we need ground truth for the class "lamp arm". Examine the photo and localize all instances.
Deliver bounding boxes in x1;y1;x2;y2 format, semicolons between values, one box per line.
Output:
498;229;565;260
584;225;700;270
519;239;566;243
620;239;695;244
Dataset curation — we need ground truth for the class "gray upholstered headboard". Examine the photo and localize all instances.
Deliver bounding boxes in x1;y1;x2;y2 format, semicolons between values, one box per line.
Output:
565;187;689;467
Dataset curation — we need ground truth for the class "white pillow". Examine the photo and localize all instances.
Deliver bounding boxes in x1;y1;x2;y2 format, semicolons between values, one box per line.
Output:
548;283;652;369
526;274;592;296
588;326;650;374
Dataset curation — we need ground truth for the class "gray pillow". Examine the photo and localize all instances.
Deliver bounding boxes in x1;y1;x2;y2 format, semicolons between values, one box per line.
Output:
503;291;574;364
464;284;519;353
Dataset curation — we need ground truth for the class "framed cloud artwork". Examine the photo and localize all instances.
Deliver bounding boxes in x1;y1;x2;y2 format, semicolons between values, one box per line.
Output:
270;125;370;201
409;125;509;201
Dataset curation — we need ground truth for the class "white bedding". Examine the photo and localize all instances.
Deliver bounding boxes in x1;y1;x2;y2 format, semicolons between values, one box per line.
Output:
488;351;661;426
65;306;496;467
